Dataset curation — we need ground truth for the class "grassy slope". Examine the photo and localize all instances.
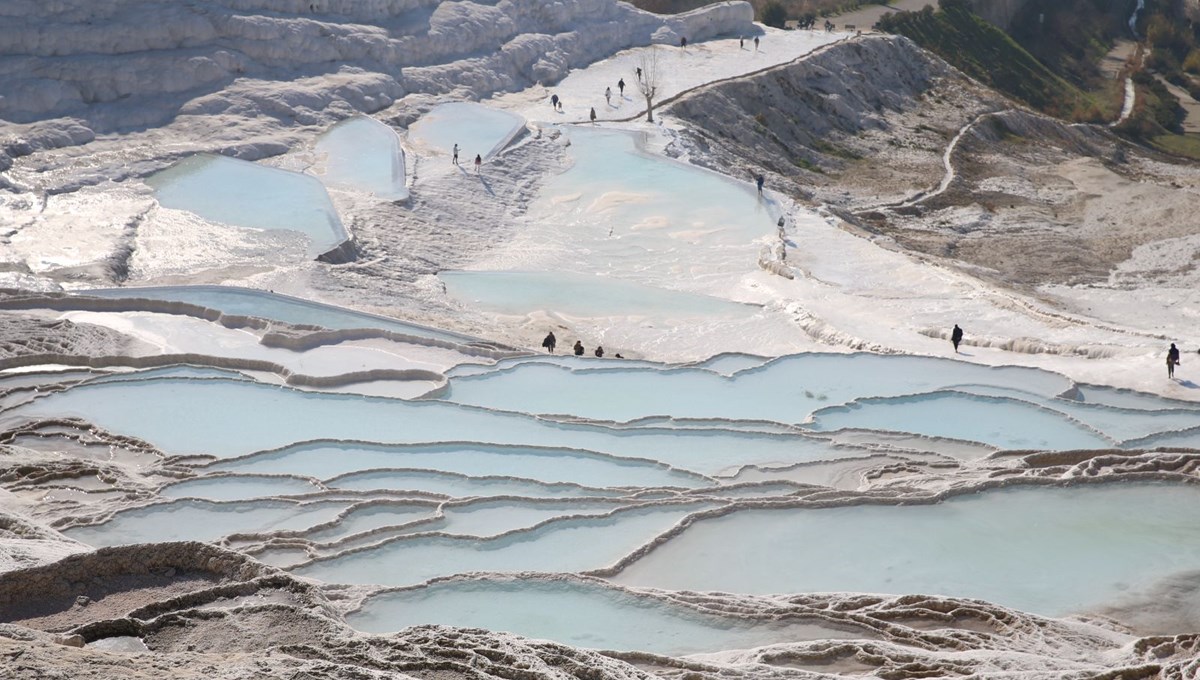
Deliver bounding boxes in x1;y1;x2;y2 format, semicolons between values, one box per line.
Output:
879;5;1109;122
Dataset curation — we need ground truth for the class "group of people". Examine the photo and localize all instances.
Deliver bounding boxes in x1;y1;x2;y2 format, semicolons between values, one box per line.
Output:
738;35;761;50
450;143;482;173
543;328;1188;380
541;332;618;358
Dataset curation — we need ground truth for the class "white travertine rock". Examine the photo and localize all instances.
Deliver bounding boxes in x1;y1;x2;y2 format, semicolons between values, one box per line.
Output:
0;0;753;128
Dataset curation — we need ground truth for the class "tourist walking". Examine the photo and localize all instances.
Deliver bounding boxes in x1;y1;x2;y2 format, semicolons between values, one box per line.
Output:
754;36;759;51
550;93;558;109
618;78;625;96
755;172;764;195
1168;342;1181;378
594;346;604;358
542;331;556;353
474;154;481;173
590;107;596;124
573;340;584;356
951;324;964;353
452;143;459;165
740;36;744;49
605;86;611;105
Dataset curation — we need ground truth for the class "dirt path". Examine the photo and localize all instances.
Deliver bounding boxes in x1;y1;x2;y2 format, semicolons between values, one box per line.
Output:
1157;76;1200;134
1100;39;1136;80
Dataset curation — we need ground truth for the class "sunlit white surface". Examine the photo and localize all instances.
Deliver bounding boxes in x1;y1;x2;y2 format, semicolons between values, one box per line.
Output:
439;270;759;318
78;285;482;344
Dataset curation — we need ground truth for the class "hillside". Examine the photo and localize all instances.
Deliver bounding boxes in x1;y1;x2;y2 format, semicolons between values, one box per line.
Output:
876;1;1111;121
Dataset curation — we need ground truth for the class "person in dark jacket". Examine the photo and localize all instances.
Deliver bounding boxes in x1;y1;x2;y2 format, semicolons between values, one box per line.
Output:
573;340;584;356
594;346;604;358
951;324;963;353
1168;342;1181;378
542;331;556;353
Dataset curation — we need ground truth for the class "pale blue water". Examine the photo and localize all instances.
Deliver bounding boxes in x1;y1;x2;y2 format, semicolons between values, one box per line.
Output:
807;391;1112;450
63;499;349;547
11;377;840;475
535;127;776;261
408;102;525;160
295;502;713;586
350;578;866;654
441;354;1074;427
328;469;624;499
303;503;438;544
613;482;1200;617
956;384;1200;444
418;499;624;538
77;285;479;344
161;475;321;501
312;116;408;200
439;270;759;318
146;154;348;257
211;442;710;489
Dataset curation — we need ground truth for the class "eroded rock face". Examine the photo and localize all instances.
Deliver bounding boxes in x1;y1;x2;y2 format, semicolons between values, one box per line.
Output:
0;0;753;130
667;35;1006;206
0;542;283;632
0;312;141;361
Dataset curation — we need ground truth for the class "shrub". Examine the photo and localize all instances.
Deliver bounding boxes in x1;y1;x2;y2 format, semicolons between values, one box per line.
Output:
761;1;787;27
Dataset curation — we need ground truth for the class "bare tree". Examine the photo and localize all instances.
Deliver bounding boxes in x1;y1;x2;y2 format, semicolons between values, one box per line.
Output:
636;47;661;123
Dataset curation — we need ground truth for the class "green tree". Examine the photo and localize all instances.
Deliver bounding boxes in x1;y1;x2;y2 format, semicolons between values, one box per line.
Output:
761;1;787;28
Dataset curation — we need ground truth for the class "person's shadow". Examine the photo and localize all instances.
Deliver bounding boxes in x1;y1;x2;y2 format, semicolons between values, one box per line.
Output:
479;174;494;196
1176;378;1199;388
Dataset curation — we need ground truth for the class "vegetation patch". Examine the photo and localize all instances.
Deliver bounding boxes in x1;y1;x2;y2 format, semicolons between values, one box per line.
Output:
876;0;1109;123
1150;132;1200;159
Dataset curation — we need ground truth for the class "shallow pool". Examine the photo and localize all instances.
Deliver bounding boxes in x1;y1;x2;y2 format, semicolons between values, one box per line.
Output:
63;499;350;547
441;354;1074;428
408;102;526;160
311;116;408;200
294;502;712;587
613;482;1200;617
145;154;348;257
11;377;839;475
528;126;775;267
350;577;867;655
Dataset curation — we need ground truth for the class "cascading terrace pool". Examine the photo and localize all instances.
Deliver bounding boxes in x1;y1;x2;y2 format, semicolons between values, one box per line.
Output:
6;321;1200;654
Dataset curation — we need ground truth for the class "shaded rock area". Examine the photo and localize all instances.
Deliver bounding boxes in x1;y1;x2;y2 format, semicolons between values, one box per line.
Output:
0;542;661;680
0;311;141;361
866;108;1200;288
667;35;1200;292
667;36;1007;208
0;543;247;633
